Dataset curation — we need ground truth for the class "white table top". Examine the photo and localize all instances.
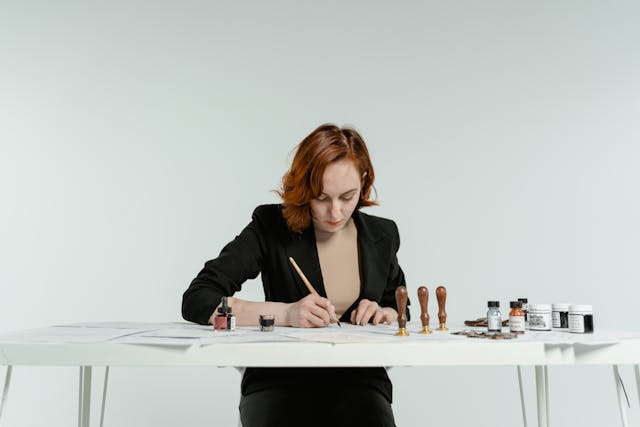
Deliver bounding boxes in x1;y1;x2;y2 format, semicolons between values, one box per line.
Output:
1;322;639;367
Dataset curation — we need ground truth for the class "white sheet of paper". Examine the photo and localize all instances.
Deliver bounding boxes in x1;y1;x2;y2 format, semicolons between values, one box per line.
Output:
0;327;149;343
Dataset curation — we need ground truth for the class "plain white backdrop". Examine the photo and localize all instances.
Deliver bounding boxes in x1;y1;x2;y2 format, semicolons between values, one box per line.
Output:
1;1;639;426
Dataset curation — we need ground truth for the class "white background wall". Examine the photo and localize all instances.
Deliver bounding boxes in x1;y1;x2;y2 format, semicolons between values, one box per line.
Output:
1;1;639;426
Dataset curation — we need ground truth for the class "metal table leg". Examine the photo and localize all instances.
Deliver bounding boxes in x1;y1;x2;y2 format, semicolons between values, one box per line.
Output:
0;366;12;427
535;366;548;427
614;365;629;427
100;367;109;427
517;366;528;427
544;366;550;426
78;366;92;427
635;365;640;408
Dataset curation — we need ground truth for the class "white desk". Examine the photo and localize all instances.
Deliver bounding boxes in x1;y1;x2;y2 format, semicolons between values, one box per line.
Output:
1;323;639;427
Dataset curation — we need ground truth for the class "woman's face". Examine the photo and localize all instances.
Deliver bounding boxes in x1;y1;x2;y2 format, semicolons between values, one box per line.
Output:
309;158;362;233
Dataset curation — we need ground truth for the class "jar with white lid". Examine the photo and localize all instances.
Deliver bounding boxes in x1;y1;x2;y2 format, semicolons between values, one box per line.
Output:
529;304;552;331
569;304;594;333
552;303;570;328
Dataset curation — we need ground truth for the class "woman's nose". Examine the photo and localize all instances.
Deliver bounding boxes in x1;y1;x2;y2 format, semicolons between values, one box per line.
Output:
330;202;342;218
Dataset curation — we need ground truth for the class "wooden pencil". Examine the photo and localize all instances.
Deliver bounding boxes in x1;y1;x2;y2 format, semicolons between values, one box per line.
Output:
288;256;341;327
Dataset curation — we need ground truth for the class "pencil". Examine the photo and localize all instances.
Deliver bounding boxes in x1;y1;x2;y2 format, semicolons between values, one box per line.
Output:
288;256;341;327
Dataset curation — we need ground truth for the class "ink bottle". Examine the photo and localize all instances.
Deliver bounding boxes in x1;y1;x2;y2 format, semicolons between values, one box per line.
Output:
529;304;552;331
214;296;230;331
518;298;529;328
569;305;593;334
552;303;570;329
259;314;275;332
487;301;502;333
509;301;525;334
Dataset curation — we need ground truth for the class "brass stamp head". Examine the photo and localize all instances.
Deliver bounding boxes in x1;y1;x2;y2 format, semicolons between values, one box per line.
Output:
395;327;409;336
437;322;448;331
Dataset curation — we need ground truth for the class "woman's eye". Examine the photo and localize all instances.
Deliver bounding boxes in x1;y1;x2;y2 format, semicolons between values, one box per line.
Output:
341;196;353;201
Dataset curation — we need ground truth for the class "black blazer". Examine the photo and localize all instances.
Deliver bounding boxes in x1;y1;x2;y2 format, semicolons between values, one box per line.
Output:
182;203;409;325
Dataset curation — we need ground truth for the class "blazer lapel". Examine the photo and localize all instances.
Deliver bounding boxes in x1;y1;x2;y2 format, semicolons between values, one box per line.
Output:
285;210;387;307
286;226;327;298
353;210;388;302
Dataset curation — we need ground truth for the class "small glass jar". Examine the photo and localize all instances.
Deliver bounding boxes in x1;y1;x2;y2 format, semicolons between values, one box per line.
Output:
259;314;275;332
529;304;552;331
509;301;525;334
487;301;502;333
518;298;529;326
552;303;570;328
569;305;594;334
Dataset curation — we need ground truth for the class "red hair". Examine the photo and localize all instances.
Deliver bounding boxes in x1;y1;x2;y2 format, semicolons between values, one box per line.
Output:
278;124;377;233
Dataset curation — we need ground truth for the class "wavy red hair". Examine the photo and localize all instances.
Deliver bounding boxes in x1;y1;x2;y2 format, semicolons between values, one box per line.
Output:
278;124;377;233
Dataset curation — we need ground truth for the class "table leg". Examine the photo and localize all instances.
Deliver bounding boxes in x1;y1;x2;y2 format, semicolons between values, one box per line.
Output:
544;366;550;426
635;365;640;408
78;366;92;427
517;366;527;427
0;366;12;426
100;367;109;427
613;365;629;427
535;366;548;427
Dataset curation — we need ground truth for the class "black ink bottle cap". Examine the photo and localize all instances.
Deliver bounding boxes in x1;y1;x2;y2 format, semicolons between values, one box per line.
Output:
488;301;500;308
218;296;230;315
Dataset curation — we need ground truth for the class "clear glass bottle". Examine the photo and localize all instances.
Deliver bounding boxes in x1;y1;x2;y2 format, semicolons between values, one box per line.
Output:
487;301;502;333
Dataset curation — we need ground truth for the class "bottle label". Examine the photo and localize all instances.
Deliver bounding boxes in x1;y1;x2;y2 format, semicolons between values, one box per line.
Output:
552;311;560;328
509;316;525;333
228;315;236;331
487;315;502;332
569;313;584;333
529;313;551;330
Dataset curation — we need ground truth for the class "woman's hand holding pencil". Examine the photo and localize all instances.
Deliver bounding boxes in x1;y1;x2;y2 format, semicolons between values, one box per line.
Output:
288;257;341;327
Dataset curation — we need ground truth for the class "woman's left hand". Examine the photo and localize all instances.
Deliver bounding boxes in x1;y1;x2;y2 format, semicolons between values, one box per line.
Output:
350;299;398;326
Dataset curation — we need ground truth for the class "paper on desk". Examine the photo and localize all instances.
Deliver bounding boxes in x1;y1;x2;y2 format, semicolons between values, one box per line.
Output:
54;321;176;330
112;325;300;345
277;323;399;344
0;326;149;344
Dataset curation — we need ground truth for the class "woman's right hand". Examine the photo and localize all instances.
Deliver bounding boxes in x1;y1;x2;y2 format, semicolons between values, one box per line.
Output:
287;294;337;328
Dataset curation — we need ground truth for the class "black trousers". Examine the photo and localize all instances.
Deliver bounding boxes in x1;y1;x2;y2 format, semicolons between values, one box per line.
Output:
239;368;396;427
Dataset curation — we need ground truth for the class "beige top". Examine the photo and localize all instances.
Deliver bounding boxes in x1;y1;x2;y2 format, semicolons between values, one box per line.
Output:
315;218;361;318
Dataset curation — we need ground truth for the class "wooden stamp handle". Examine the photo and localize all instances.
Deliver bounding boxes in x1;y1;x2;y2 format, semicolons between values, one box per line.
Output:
436;286;447;325
417;286;429;327
395;286;408;330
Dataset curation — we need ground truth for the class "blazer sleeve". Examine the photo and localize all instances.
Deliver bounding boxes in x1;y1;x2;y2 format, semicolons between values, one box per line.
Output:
379;220;411;320
181;207;267;325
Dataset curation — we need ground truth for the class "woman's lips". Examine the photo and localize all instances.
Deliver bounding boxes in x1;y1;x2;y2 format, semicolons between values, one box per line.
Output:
327;220;342;227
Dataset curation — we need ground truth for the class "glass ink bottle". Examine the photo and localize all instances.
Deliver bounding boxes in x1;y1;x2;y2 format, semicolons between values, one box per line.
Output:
259;314;275;332
518;298;529;328
509;301;525;334
487;301;502;333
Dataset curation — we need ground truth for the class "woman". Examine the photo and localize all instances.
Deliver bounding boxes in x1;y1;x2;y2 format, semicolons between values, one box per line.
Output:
182;124;408;427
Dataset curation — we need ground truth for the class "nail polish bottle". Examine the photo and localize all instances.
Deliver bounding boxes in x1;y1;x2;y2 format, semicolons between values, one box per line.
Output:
214;296;229;330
